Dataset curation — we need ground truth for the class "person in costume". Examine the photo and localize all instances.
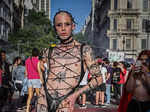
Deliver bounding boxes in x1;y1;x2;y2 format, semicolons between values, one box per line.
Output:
37;10;103;112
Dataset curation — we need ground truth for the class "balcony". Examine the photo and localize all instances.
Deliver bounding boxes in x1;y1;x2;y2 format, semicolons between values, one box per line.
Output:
108;9;140;16
107;30;120;36
118;29;139;35
107;29;140;36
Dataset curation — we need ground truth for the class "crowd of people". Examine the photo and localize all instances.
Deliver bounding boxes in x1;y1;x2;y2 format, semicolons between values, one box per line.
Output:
77;56;128;108
0;10;150;112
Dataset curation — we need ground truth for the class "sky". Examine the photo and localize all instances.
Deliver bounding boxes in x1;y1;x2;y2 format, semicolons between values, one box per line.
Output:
51;0;92;33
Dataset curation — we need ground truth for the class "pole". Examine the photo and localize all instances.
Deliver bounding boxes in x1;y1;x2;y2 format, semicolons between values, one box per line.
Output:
91;0;95;45
147;33;149;49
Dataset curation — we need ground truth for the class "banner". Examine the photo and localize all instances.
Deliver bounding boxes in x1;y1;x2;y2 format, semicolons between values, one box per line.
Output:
108;51;125;62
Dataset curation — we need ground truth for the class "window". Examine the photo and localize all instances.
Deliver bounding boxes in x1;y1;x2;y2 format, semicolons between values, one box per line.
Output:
113;39;117;50
126;39;131;49
41;0;45;9
24;7;28;16
127;0;132;9
114;19;117;30
33;0;36;4
141;39;147;49
143;0;148;10
0;25;1;35
142;19;150;32
142;19;147;32
127;19;132;30
8;0;11;4
108;18;110;30
114;0;118;10
146;20;150;33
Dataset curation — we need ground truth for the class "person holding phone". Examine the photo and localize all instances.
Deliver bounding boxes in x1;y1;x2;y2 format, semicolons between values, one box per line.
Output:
124;50;150;112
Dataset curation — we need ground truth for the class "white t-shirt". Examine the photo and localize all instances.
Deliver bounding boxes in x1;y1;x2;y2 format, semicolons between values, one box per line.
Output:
100;65;107;83
80;69;89;86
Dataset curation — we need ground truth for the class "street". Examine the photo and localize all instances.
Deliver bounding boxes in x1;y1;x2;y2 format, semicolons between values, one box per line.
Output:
1;91;118;112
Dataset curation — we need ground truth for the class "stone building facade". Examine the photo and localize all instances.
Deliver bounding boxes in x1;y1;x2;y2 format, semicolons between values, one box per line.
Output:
0;0;13;41
107;0;150;60
24;0;51;19
0;0;22;41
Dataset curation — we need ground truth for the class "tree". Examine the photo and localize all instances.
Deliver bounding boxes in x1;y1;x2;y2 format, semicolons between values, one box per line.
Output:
8;10;58;56
74;32;90;44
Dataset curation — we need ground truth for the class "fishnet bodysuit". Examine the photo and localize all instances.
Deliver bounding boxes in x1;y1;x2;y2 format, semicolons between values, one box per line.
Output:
37;42;83;111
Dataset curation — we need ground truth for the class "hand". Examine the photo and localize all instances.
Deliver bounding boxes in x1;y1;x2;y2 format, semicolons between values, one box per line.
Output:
59;92;78;112
40;79;44;84
141;64;149;73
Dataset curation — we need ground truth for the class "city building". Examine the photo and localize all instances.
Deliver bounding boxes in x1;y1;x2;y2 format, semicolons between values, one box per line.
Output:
24;0;51;19
107;0;150;60
13;0;22;32
81;16;90;35
0;0;13;41
0;0;22;42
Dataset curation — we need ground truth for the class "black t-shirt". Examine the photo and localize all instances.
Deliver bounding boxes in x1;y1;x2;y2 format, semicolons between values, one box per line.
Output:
112;67;121;83
1;61;11;86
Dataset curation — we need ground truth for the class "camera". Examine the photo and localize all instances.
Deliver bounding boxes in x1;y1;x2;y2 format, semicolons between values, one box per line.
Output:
134;60;142;73
135;60;142;67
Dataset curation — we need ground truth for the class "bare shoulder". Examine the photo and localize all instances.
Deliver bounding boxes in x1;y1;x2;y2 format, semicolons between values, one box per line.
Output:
40;46;56;58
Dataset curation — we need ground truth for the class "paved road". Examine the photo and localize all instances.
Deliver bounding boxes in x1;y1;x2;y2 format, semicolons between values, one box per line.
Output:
1;91;118;112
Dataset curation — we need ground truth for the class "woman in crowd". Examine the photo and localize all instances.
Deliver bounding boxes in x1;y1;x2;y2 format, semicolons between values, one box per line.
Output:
25;48;42;112
11;57;22;89
118;61;127;96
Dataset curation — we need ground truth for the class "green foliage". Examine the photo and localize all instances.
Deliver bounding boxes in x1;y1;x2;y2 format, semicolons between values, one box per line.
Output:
8;10;57;56
74;32;90;44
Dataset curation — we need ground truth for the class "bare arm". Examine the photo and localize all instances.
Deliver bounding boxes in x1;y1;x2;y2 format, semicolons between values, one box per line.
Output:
76;45;102;95
125;70;136;93
106;72;110;81
60;45;102;111
37;61;44;83
25;68;27;78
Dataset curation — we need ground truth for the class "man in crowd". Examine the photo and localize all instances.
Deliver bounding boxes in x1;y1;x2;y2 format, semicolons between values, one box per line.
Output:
0;50;11;110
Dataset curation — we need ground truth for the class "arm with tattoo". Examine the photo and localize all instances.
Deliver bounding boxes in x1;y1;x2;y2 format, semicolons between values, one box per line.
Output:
75;45;102;95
